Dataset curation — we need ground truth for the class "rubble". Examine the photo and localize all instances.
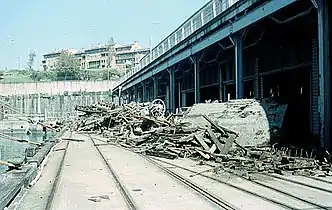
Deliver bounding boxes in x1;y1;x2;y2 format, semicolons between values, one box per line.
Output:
74;99;331;177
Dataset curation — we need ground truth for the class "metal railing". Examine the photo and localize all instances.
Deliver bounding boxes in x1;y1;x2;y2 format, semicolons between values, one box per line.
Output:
114;0;239;89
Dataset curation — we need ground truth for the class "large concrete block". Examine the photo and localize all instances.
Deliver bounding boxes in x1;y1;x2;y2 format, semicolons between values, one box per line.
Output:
184;99;287;146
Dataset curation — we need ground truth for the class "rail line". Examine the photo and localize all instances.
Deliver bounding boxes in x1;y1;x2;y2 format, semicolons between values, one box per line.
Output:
149;157;330;210
89;135;237;209
45;131;71;210
142;154;239;210
262;173;332;194
88;134;138;210
223;169;330;209
87;135;332;210
116;141;294;209
304;176;332;185
95;138;295;209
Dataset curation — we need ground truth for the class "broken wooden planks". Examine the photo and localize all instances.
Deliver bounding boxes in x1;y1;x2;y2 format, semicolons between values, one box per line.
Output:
61;137;85;142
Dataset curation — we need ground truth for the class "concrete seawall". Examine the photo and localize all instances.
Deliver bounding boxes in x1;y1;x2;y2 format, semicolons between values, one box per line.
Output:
0;80;116;123
0;80;115;96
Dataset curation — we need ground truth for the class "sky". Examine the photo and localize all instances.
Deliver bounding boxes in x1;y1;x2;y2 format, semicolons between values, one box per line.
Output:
0;0;209;70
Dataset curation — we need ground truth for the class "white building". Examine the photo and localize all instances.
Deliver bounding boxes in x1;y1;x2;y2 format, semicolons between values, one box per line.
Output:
42;41;150;71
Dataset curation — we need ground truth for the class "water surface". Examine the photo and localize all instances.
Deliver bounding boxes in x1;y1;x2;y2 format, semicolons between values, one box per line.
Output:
0;132;55;173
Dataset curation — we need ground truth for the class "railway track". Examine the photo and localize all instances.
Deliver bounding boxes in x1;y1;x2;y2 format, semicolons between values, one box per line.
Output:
44;132;137;210
90;132;332;210
89;135;236;209
89;135;305;209
53;134;331;210
100;139;296;209
149;157;332;210
141;154;238;210
45;131;71;210
88;134;138;210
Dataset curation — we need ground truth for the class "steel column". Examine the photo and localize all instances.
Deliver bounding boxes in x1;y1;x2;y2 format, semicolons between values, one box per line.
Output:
260;76;264;99
169;68;176;113
133;86;138;102
111;94;114;104
166;85;170;112
122;91;127;104
191;55;201;104
178;82;181;110
152;76;158;99
225;62;231;101
234;34;244;99
311;39;320;136
254;57;260;99
141;82;147;102
218;63;223;101
118;88;122;106
128;89;132;103
317;0;331;150
182;92;187;107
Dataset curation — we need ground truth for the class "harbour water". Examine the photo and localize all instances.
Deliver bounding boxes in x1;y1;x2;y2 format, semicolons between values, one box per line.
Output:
0;132;55;173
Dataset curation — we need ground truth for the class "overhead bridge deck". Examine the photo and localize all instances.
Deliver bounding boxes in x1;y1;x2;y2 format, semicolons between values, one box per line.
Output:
112;0;331;152
114;0;297;91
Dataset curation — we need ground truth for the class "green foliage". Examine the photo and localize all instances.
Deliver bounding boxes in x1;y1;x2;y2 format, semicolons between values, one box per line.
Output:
0;71;34;83
0;56;124;82
24;68;122;82
28;70;56;82
54;52;81;80
80;68;123;80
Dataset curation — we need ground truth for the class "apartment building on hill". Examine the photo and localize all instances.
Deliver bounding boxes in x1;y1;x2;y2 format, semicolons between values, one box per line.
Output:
42;41;150;71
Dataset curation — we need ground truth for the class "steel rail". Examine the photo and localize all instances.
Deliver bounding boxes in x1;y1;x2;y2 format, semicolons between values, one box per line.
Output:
149;157;301;210
142;154;239;210
45;132;71;210
262;173;332;194
223;170;330;210
304;176;332;185
88;136;330;209
88;135;137;210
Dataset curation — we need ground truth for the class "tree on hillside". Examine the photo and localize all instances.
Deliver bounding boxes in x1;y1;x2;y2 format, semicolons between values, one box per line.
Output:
29;70;55;82
101;68;123;80
27;51;36;70
54;52;81;80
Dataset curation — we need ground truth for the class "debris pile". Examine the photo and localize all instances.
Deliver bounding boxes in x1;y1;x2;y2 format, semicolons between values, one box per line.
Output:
75;100;245;159
74;100;331;176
